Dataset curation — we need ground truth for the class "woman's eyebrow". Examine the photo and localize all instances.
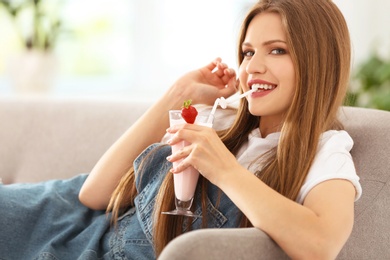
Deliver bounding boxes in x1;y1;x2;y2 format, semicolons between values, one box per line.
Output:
242;39;287;47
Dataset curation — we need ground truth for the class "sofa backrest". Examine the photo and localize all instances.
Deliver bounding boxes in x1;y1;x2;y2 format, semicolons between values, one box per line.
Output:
338;106;390;258
0;97;152;184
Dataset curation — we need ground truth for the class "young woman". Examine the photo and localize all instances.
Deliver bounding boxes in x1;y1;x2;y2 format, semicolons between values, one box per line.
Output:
0;0;361;259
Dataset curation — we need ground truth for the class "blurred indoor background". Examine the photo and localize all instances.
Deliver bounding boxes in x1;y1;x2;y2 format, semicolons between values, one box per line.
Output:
0;0;389;110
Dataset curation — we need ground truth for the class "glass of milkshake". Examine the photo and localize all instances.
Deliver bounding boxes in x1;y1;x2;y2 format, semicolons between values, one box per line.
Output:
162;110;213;217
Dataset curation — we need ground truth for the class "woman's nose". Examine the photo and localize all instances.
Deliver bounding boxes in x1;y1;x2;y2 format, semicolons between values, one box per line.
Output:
246;55;266;75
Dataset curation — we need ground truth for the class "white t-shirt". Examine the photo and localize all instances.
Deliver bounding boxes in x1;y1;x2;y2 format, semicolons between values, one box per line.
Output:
235;128;362;204
164;106;362;204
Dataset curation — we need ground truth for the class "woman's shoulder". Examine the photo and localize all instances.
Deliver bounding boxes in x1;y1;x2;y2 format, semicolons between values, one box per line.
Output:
318;130;353;154
296;129;361;204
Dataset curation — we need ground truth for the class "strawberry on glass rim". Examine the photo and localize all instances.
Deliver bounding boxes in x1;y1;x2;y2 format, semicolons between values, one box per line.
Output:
181;100;198;124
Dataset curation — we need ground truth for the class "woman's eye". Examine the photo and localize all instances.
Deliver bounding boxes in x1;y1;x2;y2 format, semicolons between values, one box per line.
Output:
242;50;255;57
270;48;287;55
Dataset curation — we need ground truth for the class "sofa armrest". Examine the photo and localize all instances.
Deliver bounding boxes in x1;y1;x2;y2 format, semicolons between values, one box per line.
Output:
159;228;289;260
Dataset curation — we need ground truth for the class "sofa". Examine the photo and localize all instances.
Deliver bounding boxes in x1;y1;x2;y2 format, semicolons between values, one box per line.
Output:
0;96;389;259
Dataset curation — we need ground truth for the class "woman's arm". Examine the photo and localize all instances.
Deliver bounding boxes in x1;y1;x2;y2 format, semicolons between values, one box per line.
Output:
78;58;238;210
220;170;355;260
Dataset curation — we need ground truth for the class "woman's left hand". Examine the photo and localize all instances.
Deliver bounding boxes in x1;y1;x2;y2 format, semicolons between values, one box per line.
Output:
166;123;242;185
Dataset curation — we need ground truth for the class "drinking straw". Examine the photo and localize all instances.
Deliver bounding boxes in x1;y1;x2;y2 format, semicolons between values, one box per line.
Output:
207;86;259;124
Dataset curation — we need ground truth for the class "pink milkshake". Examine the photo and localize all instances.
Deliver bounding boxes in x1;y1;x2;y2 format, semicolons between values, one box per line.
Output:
169;111;212;202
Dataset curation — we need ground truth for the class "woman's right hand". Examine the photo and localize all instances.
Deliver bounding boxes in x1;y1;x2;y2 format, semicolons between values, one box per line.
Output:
169;57;239;106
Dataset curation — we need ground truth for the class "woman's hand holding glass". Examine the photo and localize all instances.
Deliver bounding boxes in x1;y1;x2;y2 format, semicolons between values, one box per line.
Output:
166;123;241;187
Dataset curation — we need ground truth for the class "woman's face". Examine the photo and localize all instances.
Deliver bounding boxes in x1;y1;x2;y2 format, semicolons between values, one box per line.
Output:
239;12;295;131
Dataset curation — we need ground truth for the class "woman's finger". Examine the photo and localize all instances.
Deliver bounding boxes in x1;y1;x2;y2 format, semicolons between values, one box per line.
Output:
166;145;192;162
205;57;222;71
213;62;228;77
166;123;208;135
165;126;204;148
170;157;193;174
220;68;236;86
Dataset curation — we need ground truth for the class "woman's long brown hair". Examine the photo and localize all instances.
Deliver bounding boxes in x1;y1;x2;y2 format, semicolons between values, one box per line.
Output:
107;0;351;256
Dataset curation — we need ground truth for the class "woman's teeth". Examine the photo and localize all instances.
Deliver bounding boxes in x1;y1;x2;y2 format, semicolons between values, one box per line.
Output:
251;83;275;91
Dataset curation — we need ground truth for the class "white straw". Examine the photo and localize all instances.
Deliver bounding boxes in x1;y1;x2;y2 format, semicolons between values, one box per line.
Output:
220;88;256;105
207;86;259;125
207;98;220;124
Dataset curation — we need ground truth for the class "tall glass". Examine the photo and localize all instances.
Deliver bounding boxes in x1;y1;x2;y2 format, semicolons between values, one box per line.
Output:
162;110;213;217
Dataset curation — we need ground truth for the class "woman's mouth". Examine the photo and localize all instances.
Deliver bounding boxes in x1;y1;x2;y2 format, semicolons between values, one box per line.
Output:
251;83;276;91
